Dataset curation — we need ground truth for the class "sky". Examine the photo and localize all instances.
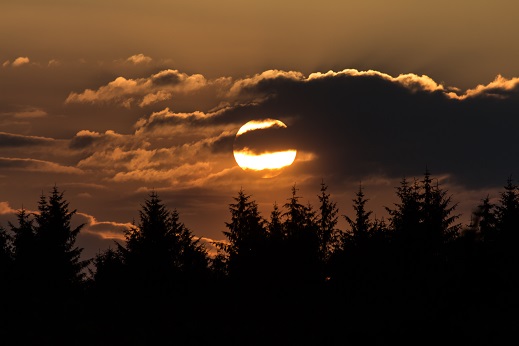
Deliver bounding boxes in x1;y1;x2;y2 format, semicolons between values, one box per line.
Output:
2;0;519;260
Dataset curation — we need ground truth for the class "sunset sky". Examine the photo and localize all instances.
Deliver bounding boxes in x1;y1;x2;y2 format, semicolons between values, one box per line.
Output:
2;1;519;260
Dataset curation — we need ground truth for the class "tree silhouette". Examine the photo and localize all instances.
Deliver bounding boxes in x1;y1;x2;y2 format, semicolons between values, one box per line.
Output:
221;188;267;279
0;225;13;337
121;191;208;287
0;225;12;282
267;202;284;240
495;177;519;244
92;247;125;292
317;180;339;262
387;170;460;259
33;186;89;291
282;185;321;281
9;208;35;283
420;170;460;252
471;196;497;243
344;184;372;248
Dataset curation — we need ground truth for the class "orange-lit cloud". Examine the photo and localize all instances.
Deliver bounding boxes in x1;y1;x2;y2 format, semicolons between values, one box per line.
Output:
235;118;286;136
458;74;519;99
11;56;30;67
78;212;132;241
112;162;212;184
65;69;217;108
228;70;305;96
0;201;16;215
126;53;152;64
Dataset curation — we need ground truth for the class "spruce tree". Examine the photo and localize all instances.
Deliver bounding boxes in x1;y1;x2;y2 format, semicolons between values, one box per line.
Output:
0;225;12;281
317;181;339;261
495;177;519;243
421;170;460;252
472;196;497;242
33;186;89;290
9;208;36;285
387;171;460;254
267;202;284;241
282;185;320;281
222;188;267;279
344;184;373;248
123;191;208;285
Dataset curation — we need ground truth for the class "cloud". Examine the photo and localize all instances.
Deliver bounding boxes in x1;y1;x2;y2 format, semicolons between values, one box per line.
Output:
69;129;126;150
2;61;10;68
12;57;30;67
77;212;132;241
0;157;83;174
228;70;305;96
48;59;61;67
194;236;227;258
112;162;212;184
134;107;219;133
13;107;48;118
0;106;48;119
459;74;519;99
65;69;217;108
139;90;172;107
0;201;16;215
0;132;54;148
182;68;519;189
126;54;152;64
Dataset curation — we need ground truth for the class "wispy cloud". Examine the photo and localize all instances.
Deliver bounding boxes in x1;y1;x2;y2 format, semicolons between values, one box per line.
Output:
65;69;218;108
77;212;132;241
0;132;54;148
126;53;152;64
0;157;83;174
12;107;47;119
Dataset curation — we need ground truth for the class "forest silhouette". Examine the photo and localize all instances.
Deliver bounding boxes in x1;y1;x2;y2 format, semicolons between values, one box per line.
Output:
1;170;518;345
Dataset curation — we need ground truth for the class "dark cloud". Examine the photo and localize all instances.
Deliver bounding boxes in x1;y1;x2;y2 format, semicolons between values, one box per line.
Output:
209;133;235;154
69;134;98;149
205;71;519;188
0;132;54;147
0;157;82;174
234;125;298;154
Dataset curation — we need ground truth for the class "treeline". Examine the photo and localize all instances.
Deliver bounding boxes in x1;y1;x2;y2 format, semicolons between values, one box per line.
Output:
0;170;518;345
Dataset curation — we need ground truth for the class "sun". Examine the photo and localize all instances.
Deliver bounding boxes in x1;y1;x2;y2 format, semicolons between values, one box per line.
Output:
233;119;297;178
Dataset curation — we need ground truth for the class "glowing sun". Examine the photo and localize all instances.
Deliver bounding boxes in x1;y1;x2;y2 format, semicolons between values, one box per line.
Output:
233;119;297;178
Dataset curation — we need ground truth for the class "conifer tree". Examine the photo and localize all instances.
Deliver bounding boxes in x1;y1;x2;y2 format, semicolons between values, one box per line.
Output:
420;170;460;251
222;188;267;279
386;177;421;244
386;171;460;254
317;181;339;261
0;225;12;280
122;191;208;284
33;186;89;289
267;202;284;241
472;196;497;242
495;177;519;243
9;208;36;283
344;184;372;248
282;185;320;281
